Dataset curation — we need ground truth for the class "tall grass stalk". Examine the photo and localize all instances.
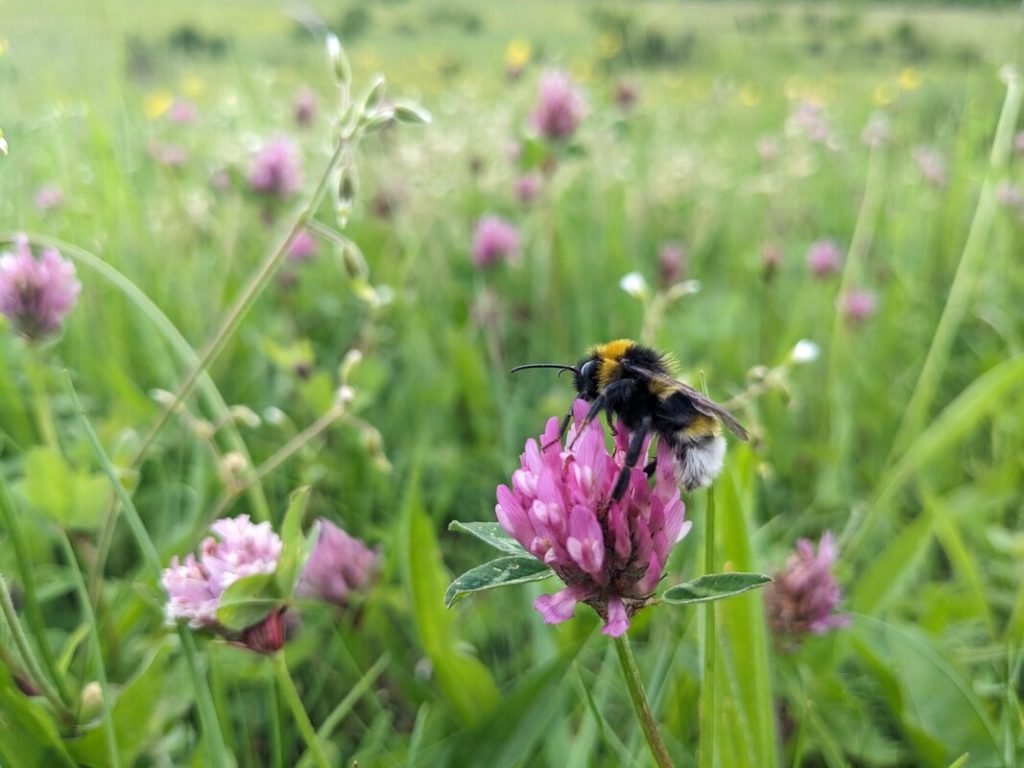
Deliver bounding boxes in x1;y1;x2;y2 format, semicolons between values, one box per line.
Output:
272;651;333;768
698;486;717;768
0;472;73;708
887;66;1023;462
57;531;121;768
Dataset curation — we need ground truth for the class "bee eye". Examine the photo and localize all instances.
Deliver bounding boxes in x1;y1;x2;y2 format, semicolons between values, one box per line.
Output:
580;361;596;379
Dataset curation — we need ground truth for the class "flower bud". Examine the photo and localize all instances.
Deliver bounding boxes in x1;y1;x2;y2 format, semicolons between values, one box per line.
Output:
363;74;387;110
230;405;261;428
392;100;431;125
79;682;103;721
618;271;648;300
326;34;352;87
339;349;363;383
789;339;820;365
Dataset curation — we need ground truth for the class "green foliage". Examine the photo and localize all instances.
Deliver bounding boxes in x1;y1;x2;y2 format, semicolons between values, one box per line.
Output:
1;0;1023;765
662;573;772;606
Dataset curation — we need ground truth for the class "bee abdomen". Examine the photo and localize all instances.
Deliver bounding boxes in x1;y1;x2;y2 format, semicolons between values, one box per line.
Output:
671;433;726;491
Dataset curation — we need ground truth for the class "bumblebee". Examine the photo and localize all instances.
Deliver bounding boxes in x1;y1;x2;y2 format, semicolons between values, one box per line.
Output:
512;339;749;500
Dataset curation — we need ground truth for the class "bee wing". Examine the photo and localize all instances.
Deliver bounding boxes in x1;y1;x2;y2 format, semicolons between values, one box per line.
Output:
620;360;750;440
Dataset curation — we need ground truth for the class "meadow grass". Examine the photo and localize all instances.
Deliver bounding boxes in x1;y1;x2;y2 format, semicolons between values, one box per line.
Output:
1;1;1023;766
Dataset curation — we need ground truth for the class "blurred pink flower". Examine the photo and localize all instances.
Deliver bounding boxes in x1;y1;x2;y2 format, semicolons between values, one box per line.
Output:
757;136;781;162
471;215;520;268
806;239;843;278
249;137;302;199
515;173;542;205
761;243;783;274
613;80;640;112
765;532;849;641
788;101;831;143
913;146;947;188
841;288;878;325
496;400;691;637
0;236;81;339
149;142;188;167
861;113;890;148
531;69;586;141
294;87;317;127
166;99;197;125
34;184;64;211
657;242;687;286
996;180;1023;209
162;515;282;628
287;230;318;262
296;519;379;607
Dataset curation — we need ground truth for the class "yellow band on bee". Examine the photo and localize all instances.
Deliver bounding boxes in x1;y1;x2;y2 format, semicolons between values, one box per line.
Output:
592;339;634;389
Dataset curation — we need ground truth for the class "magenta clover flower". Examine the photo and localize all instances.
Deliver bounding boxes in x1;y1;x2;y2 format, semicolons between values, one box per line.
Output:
296;518;379;607
162;514;282;628
765;532;849;642
471;215;521;268
249;136;302;199
0;236;81;340
531;69;586;142
495;400;691;637
806;238;843;279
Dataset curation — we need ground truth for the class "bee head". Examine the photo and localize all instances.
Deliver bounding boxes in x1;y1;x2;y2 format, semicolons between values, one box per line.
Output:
573;355;601;401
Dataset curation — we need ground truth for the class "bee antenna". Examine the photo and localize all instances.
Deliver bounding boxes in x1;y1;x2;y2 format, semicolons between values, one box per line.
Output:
509;363;578;376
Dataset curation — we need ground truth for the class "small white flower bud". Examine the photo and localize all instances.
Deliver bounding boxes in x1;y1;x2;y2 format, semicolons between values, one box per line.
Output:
150;389;176;407
326;34;352;87
230;405;261;429
339;349;363;382
218;452;248;486
619;271;649;300
193;420;215;440
335;385;357;406
79;681;103;721
790;339;820;364
262;406;287;426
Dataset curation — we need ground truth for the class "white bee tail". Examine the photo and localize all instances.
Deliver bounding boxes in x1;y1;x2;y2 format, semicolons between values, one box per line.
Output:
674;435;727;491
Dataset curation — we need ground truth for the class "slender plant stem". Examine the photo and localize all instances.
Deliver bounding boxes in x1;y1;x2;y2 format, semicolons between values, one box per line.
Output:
132;141;348;469
613;635;674;768
272;651;333;768
25;352;60;451
0;472;73;707
57;532;121;768
178;627;231;768
64;373;162;577
0;574;72;722
699;487;717;768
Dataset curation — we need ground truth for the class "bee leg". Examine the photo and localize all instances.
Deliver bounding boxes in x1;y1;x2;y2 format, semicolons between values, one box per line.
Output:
542;408;573;450
605;411;617;436
569;395;606;449
643;459;657;478
612;418;651;501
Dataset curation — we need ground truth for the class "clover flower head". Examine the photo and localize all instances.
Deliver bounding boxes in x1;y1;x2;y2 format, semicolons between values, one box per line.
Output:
765;532;849;642
496;401;691;637
515;174;542;205
249;136;302;199
806;238;843;278
294;87;318;127
162;515;282;627
531;69;586;141
287;230;318;262
34;185;64;211
0;236;81;340
914;147;947;188
841;288;878;325
296;519;379;607
472;215;520;268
